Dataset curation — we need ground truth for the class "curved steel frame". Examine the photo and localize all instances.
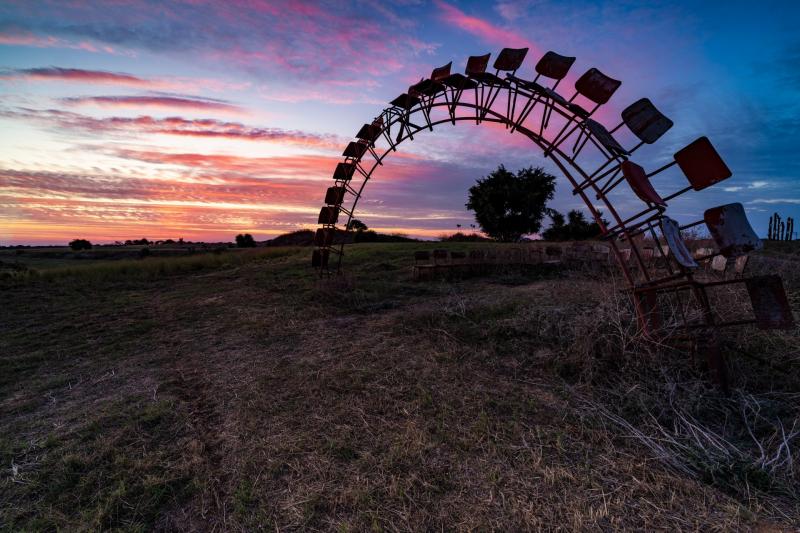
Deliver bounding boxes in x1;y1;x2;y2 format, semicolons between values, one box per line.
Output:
312;56;794;390
322;97;665;288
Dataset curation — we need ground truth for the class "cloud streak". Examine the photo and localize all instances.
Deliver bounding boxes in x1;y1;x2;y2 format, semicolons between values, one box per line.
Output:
61;95;242;113
0;167;324;206
435;0;536;52
0;66;149;86
0;1;436;96
0;29;117;53
0;66;253;95
3;107;343;148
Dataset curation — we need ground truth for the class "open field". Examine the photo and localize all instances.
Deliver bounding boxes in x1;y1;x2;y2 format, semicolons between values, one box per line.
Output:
2;242;799;531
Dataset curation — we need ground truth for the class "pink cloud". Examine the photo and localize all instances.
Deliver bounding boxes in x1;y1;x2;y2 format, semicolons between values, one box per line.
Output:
0;3;439;104
1;67;150;86
61;95;243;113
104;149;341;181
3;107;343;149
0;66;252;94
0;31;60;48
0;167;325;205
0;146;477;244
435;0;537;53
0;30;118;54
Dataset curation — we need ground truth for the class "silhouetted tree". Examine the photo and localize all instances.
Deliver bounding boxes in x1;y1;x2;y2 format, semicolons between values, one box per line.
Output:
542;211;566;240
235;233;257;247
542;209;605;241
349;219;368;232
466;165;556;242
69;239;92;251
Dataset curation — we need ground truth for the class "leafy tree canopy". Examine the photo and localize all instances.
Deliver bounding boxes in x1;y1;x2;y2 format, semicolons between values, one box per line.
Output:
466;165;556;242
349;219;368;232
542;209;606;241
235;233;257;247
69;238;92;251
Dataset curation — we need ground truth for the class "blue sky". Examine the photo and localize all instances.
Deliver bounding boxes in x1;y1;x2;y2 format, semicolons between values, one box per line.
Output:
1;0;798;243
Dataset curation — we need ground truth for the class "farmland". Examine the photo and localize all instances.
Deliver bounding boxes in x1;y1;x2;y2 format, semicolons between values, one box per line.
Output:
2;242;799;530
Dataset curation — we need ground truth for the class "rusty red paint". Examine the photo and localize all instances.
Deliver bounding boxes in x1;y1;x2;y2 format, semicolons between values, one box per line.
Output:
622;161;666;206
465;53;490;76
535;51;575;80
637;290;662;333
674;136;732;191
574;68;621;104
494;47;528;71
431;62;452;82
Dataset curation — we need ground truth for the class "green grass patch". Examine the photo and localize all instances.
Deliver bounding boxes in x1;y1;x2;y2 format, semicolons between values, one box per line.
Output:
3;247;302;284
1;399;195;531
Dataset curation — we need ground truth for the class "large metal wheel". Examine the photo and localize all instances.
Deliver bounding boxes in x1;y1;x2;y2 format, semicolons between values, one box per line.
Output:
311;48;794;389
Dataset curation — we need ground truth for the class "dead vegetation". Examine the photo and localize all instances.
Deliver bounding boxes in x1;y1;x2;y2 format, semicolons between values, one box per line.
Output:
1;242;798;530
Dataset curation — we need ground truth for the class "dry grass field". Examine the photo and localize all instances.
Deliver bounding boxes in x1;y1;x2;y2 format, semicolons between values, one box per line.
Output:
2;242;799;531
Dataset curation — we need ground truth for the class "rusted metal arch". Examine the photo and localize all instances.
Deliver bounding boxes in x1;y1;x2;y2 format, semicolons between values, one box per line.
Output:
325;97;650;290
312;55;794;391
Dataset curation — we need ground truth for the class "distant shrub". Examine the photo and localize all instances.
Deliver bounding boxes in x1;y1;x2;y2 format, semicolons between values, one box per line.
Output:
352;231;417;243
139;247;151;258
235;233;257;248
439;232;491;242
69;239;93;251
349;219;368;232
542;209;606;241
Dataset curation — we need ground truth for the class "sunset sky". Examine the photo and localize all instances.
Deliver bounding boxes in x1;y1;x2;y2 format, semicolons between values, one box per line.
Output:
1;0;798;245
